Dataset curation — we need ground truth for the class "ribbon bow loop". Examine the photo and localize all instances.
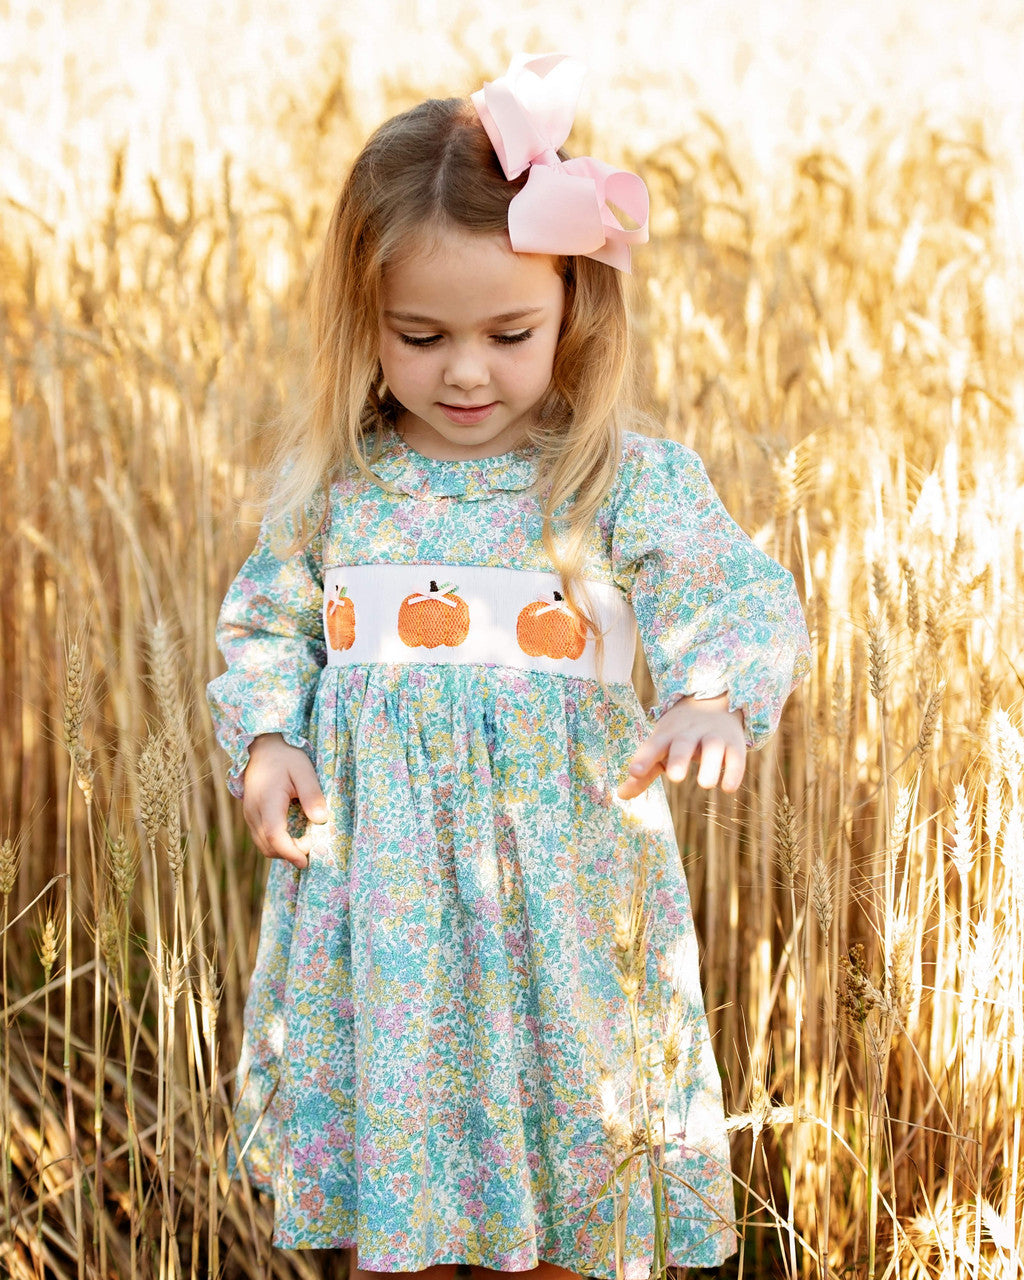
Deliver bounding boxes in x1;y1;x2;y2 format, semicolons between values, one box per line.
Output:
472;54;649;273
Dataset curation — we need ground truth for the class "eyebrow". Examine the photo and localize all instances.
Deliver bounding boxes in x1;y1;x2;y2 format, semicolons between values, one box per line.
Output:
383;307;544;325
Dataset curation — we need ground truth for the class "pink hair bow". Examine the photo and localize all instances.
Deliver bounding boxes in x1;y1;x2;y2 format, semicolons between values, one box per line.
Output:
471;53;649;273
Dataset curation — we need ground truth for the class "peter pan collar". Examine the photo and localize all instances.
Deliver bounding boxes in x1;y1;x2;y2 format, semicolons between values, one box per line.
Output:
366;427;541;502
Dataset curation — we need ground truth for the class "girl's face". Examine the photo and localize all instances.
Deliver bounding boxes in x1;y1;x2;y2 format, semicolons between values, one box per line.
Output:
379;228;565;460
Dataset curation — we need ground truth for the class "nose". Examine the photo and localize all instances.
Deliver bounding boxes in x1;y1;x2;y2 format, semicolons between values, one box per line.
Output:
443;342;489;391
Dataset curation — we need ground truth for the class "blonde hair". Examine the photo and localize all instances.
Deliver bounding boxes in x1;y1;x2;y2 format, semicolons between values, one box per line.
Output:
269;96;633;635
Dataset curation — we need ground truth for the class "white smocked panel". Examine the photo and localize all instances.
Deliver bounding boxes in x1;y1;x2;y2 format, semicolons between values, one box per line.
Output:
322;563;637;683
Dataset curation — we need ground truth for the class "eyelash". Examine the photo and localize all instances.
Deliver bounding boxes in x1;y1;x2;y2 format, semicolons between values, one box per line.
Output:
397;329;534;348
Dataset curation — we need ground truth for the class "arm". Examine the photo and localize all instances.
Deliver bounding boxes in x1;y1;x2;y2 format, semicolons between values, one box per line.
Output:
207;503;330;863
610;436;810;794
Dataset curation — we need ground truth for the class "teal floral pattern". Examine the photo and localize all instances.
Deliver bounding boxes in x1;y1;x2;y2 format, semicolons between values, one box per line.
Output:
208;428;810;1275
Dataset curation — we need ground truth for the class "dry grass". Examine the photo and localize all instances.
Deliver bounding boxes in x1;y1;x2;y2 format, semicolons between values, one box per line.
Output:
2;10;1024;1279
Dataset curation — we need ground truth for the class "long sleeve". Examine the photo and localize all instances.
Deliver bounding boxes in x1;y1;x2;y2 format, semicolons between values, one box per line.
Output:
207;508;327;797
610;435;810;748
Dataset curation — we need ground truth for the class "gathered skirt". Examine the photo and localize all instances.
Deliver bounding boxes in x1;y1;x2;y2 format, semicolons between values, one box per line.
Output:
231;662;737;1276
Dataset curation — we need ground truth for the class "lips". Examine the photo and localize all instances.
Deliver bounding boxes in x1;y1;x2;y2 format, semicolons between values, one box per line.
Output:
438;402;498;425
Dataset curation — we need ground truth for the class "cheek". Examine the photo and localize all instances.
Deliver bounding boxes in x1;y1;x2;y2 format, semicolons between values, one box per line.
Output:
524;338;559;391
380;340;418;388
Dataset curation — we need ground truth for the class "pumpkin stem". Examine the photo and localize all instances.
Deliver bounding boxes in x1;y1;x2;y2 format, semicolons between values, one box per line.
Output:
554;590;563;602
429;580;438;592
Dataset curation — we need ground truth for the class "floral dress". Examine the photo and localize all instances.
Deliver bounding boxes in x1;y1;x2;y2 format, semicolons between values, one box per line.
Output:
207;427;810;1277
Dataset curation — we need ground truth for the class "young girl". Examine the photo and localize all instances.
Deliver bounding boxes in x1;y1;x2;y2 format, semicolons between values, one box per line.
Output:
209;54;810;1279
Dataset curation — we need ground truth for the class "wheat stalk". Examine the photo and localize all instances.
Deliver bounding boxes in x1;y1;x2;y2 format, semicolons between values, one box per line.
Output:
3;37;1024;1276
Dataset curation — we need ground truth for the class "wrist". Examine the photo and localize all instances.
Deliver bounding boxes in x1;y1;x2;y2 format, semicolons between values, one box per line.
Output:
661;691;732;720
683;692;730;710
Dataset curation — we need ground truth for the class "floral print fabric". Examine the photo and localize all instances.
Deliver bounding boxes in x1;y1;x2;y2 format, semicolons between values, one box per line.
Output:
208;428;810;1275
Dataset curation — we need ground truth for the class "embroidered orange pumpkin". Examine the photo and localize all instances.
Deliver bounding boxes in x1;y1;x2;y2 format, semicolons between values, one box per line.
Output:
397;580;470;649
326;585;356;651
516;590;586;660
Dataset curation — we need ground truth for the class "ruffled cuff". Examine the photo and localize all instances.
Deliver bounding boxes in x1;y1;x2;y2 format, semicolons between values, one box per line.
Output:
206;665;318;798
648;642;808;750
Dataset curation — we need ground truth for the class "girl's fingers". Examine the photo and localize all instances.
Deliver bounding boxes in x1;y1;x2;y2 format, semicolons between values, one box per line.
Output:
720;742;748;793
246;792;314;868
242;748;327;867
616;759;664;800
265;836;309;869
618;731;675;799
252;810;309;868
625;734;668;777
695;738;726;789
619;726;748;799
294;773;328;825
663;738;698;783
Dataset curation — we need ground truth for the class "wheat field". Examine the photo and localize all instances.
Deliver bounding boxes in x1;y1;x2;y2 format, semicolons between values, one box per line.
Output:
2;2;1024;1277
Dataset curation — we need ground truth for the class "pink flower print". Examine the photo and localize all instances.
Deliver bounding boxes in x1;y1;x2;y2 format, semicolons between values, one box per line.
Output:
574;912;597;940
377;1005;407;1035
355;1135;382;1168
325;883;349;911
481;1136;507;1165
391;504;418;531
654;887;684;925
489;1007;513;1036
296;1133;331;1167
475;895;500;925
324;1114;353;1151
456;1178;488;1217
368;887;390;915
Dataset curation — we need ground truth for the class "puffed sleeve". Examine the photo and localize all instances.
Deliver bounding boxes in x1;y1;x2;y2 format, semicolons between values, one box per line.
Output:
610;435;810;748
207;505;327;797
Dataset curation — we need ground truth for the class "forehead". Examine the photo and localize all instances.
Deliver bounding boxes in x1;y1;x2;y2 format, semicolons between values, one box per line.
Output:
383;228;563;321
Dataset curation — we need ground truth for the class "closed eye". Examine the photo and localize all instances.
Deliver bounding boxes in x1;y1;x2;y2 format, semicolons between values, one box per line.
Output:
397;329;534;348
398;333;441;347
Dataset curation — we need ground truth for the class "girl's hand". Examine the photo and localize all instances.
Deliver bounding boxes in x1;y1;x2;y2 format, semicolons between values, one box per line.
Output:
241;733;327;869
617;693;747;800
